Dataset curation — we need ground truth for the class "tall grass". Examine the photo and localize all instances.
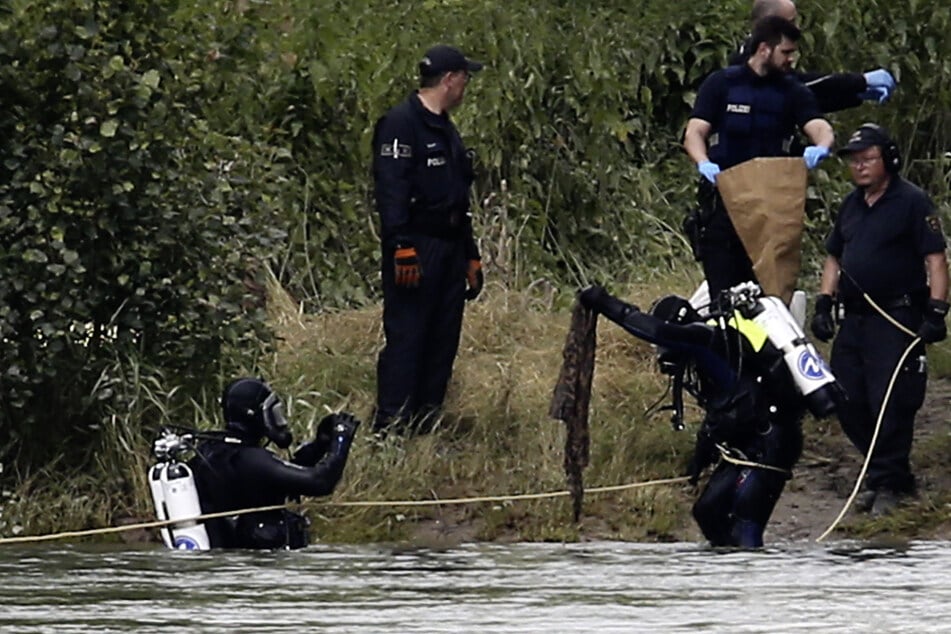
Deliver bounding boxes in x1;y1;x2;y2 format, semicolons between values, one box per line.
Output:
261;268;705;544
7;266;951;543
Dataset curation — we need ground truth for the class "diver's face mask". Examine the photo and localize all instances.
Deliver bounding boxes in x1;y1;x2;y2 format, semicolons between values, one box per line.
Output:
262;391;292;449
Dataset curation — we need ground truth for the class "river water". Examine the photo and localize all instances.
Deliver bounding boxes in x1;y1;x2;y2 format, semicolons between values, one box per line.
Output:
3;539;949;633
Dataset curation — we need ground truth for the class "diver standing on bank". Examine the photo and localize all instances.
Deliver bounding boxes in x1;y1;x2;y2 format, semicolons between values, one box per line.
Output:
580;282;838;548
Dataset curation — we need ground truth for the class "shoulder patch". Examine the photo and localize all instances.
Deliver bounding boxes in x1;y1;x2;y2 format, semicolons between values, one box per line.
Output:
380;138;413;159
927;215;943;234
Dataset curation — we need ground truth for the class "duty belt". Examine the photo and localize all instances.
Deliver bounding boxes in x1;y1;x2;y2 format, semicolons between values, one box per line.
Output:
842;294;918;316
408;206;468;240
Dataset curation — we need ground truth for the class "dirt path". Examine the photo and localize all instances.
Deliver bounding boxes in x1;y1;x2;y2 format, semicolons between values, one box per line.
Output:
767;376;951;542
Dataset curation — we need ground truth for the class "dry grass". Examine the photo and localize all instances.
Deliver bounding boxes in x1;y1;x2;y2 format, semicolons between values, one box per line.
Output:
262;269;707;543
0;269;712;544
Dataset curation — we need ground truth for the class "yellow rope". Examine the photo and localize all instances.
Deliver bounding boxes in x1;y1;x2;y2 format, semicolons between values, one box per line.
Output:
860;293;917;338
323;476;690;507
0;476;690;545
816;336;920;542
715;443;791;476
0;504;288;545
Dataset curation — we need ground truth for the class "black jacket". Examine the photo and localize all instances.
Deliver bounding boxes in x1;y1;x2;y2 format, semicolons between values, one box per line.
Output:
372;92;479;259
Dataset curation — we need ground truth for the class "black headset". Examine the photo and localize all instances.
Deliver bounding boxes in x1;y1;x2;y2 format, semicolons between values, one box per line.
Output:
858;123;902;173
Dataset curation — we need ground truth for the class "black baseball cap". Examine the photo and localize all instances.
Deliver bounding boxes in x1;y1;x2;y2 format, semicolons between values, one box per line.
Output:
419;45;484;78
837;123;891;156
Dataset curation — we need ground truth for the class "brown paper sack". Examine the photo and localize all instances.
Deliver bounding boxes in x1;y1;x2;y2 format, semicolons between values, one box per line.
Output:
716;157;808;304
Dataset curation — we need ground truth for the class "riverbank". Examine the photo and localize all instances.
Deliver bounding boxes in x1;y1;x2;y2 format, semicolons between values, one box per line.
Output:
8;275;951;548
346;372;951;547
269;277;951;547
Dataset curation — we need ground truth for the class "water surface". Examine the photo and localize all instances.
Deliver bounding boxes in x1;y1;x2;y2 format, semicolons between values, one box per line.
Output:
2;540;947;632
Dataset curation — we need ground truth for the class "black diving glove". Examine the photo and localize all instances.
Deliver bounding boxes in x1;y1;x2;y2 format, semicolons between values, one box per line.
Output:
579;285;640;321
810;294;836;342
293;413;360;466
328;412;360;455
918;298;950;344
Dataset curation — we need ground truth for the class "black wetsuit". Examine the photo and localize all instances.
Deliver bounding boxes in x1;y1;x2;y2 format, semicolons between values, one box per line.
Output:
189;435;350;549
580;286;807;547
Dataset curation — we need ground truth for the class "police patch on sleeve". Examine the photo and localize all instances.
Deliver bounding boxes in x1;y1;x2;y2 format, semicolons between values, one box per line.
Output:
380;138;413;159
927;215;943;234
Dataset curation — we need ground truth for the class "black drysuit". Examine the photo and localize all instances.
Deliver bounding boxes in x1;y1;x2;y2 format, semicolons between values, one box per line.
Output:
580;286;808;548
189;435;350;549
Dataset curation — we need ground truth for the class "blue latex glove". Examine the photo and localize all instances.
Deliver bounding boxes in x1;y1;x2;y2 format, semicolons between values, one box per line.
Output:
697;160;720;184
803;145;830;170
859;68;896;104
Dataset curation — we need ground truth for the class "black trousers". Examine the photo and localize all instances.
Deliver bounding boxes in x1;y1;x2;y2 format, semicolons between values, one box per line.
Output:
375;234;467;432
831;306;927;493
695;186;756;302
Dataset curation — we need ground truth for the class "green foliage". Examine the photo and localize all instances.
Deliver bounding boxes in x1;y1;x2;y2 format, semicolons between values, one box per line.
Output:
158;0;951;307
158;0;754;305
0;0;285;468
6;0;951;540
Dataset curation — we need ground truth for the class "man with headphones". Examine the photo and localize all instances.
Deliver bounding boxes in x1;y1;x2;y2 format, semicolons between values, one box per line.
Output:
811;123;949;516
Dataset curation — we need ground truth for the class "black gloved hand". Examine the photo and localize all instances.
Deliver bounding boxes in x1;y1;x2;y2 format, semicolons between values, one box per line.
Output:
292;413;361;466
327;412;360;453
291;415;334;466
918;298;950;343
810;293;836;342
578;285;608;311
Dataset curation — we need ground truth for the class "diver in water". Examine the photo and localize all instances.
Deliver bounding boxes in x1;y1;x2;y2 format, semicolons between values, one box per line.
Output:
579;283;837;548
185;378;360;549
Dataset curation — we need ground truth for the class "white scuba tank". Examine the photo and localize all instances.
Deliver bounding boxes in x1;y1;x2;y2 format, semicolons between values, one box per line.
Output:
148;464;174;548
690;280;808;328
688;280;712;317
788;290;807;329
149;461;210;550
750;295;838;418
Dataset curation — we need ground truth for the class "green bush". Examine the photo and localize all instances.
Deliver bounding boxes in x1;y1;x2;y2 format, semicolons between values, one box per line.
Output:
0;0;285;469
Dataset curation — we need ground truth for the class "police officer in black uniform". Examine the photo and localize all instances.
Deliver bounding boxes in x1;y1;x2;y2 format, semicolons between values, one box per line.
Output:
683;15;834;303
189;378;360;549
580;284;819;548
732;0;896;113
371;45;484;435
811;124;949;516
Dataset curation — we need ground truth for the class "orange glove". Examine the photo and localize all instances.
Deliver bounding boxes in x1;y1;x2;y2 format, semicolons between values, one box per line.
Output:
394;245;422;288
464;259;483;300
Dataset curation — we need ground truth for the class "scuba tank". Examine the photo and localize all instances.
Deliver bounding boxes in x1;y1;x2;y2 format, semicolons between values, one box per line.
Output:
731;283;839;418
148;464;173;548
689;280;809;328
149;430;211;550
